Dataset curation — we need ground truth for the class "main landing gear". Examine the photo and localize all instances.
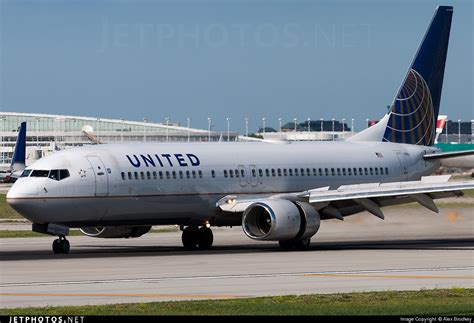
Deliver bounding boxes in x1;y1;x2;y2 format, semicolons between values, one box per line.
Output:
181;226;213;250
52;235;70;254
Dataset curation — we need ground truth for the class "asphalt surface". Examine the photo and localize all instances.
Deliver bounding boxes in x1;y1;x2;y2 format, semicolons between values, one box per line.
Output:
1;207;473;309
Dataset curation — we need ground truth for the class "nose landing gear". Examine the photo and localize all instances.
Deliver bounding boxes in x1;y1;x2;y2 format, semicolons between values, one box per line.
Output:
52;235;70;254
181;225;213;250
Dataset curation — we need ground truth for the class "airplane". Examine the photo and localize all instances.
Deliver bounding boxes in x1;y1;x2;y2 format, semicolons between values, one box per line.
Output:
6;6;474;254
3;122;27;183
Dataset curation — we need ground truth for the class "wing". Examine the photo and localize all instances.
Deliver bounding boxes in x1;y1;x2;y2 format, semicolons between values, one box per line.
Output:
217;175;474;220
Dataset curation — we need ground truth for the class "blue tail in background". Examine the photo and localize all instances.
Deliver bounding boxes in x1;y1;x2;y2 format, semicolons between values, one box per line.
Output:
11;122;27;172
383;6;453;146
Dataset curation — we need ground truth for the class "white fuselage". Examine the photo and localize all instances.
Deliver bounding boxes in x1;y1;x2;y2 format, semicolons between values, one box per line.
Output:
7;141;441;227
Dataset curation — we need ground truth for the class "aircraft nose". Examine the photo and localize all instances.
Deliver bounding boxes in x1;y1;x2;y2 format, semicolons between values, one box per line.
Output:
6;179;38;199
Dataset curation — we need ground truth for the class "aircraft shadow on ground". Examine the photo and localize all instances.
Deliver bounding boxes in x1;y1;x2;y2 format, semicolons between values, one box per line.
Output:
1;238;473;261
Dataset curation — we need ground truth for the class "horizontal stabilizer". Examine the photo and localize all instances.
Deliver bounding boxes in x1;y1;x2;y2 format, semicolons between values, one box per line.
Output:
423;150;474;160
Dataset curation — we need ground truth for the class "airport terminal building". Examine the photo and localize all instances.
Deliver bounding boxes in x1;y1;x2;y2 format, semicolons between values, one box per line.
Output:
0;112;237;170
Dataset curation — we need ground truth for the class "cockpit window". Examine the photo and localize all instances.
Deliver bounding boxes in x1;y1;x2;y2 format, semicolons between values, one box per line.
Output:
21;169;32;177
30;170;50;177
48;169;70;181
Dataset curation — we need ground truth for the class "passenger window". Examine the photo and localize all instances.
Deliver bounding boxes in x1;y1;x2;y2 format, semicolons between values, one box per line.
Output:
271;169;275;177
166;171;170;179
128;172;132;180
172;171;176;179
353;168;357;175
337;168;341;176
241;169;245;177
370;168;374;175
342;168;346;176
306;168;310;176
159;171;163;179
325;168;329;176
289;169;293;176
179;171;184;179
301;168;305;176
277;168;282;177
153;171;157;180
147;171;151;180
223;170;228;178
375;168;379;175
229;170;234;178
134;172;139;180
235;169;239;178
258;169;263;177
121;172;126;180
359;168;363;175
198;170;203;178
212;170;216;178
252;169;256;177
283;168;287;176
385;167;389;175
313;168;317;176
364;168;368;176
331;168;335;176
192;170;196;179
265;169;270;177
294;168;299;176
186;170;191;179
380;167;384;175
319;168;323;176
140;172;145;180
347;168;351;176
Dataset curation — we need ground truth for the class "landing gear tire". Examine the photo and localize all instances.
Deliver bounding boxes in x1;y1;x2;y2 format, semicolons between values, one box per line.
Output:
182;226;199;249
52;236;70;254
294;238;311;250
279;238;311;251
278;240;294;250
197;227;213;250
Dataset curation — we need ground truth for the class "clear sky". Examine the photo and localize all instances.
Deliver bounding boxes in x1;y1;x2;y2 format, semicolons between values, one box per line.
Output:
0;0;472;133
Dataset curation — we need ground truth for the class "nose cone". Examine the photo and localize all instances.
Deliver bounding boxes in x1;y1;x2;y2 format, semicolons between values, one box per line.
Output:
7;178;38;199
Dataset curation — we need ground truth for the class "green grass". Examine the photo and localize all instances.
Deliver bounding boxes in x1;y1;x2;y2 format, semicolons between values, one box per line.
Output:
0;194;22;219
3;288;473;315
0;227;178;238
462;189;474;198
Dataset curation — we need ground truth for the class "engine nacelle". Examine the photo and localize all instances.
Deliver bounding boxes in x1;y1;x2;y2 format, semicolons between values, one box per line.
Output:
242;199;320;241
79;226;151;238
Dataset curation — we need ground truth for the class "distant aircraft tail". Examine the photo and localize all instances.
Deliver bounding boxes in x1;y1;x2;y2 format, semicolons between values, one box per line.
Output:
349;6;453;146
11;122;27;174
434;115;447;144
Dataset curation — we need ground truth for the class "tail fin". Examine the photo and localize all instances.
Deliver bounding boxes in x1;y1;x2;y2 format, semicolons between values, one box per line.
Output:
349;6;453;146
11;122;27;173
434;115;447;143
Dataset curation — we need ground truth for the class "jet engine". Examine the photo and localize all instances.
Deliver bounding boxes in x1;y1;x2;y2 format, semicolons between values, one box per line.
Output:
79;226;151;238
242;199;320;241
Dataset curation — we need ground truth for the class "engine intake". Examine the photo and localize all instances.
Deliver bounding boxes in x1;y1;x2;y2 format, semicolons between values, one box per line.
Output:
79;226;151;238
242;199;320;241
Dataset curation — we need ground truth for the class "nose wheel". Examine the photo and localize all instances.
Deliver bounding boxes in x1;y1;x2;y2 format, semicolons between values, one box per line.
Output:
52;236;70;254
181;226;213;250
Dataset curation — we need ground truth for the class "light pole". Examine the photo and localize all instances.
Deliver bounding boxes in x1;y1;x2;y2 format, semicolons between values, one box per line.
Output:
96;117;100;144
207;117;212;142
445;119;448;143
278;117;282;133
143;117;147;142
36;117;40;148
293;118;298;132
342;118;346;135
262;117;266;137
351;118;354;135
458;119;461;144
165;117;170;142
226;117;231;142
366;118;370;128
245;117;249;137
120;118;124;142
320;118;323;132
187;118;191;142
332;118;335;141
